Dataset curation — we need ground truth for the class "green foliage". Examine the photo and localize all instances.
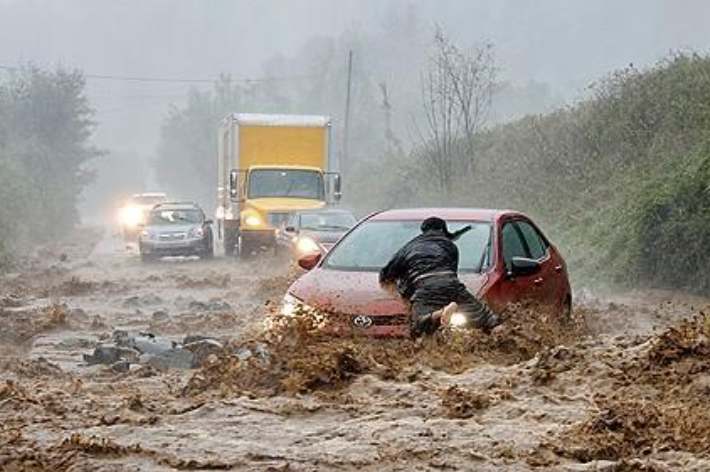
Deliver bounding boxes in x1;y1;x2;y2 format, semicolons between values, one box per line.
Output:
0;65;99;266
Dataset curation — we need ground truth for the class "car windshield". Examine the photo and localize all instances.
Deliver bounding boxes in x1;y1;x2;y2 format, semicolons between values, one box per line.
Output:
300;212;356;231
324;220;492;272
147;209;203;225
248;169;324;200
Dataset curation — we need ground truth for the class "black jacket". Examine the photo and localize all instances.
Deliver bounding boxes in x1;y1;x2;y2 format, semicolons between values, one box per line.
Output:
379;230;459;299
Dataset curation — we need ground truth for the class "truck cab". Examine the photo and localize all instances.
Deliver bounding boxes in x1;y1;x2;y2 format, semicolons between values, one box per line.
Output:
216;114;341;258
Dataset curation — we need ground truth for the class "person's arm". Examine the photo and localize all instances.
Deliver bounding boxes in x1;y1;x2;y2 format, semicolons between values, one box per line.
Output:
379;247;405;286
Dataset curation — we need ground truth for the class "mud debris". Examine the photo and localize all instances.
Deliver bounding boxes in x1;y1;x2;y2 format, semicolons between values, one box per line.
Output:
3;236;710;471
440;385;491;418
551;315;710;463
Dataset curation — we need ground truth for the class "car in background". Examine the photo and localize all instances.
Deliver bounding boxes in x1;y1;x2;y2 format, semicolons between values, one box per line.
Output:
118;192;168;247
275;208;358;258
282;208;571;337
138;202;214;262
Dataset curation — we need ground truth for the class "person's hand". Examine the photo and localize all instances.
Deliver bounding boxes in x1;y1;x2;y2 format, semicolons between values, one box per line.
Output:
380;281;397;296
437;302;458;326
439;310;452;326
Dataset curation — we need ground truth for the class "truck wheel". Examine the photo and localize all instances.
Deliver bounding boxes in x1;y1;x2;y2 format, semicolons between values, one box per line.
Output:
238;235;251;260
224;229;236;257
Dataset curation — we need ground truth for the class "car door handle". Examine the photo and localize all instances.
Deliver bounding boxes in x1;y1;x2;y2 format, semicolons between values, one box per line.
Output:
554;265;563;273
534;277;544;285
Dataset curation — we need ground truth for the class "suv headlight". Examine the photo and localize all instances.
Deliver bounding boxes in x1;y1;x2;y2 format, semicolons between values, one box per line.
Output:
189;226;204;238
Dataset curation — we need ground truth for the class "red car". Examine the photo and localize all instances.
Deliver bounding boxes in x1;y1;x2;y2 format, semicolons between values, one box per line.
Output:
282;208;571;337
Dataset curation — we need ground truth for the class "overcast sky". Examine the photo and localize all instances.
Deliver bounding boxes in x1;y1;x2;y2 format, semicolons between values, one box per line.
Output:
1;0;709;154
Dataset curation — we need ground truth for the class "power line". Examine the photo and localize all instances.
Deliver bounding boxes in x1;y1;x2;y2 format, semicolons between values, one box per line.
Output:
0;64;311;84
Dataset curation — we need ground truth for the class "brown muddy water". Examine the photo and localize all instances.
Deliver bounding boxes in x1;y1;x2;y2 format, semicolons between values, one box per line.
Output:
1;233;710;471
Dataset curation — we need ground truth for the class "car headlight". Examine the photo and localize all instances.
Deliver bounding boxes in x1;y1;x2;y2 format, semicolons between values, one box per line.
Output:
120;206;144;228
449;312;469;328
296;236;321;255
281;293;304;317
244;214;263;227
189;226;204;238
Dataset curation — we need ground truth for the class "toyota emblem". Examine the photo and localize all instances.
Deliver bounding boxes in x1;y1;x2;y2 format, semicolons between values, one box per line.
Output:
352;315;373;328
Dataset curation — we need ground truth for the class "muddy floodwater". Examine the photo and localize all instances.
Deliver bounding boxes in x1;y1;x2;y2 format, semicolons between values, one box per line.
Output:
2;232;710;471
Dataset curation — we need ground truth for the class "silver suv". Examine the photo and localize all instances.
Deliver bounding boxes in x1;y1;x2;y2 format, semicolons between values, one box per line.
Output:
138;202;214;262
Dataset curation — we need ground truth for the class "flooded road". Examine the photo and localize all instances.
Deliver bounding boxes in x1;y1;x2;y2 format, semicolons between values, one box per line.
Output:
2;232;710;471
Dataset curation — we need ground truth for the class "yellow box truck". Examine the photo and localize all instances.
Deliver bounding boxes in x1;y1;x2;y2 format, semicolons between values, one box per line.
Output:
216;113;341;257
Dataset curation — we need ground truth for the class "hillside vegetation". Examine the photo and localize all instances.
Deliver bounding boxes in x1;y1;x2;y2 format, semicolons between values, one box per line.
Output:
392;53;710;293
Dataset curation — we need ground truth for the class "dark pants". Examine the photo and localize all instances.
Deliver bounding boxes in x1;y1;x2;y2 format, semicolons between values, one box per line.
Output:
409;275;500;338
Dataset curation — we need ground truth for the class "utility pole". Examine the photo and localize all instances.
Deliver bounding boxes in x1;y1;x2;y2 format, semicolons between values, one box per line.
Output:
341;50;354;175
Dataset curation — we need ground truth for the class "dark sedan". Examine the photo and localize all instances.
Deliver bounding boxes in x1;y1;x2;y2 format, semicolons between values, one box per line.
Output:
275;209;357;259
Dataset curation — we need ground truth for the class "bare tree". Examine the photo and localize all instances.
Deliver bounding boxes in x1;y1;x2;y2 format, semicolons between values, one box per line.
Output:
414;28;497;198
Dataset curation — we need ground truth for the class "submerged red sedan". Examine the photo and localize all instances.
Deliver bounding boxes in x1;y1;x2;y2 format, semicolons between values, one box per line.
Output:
282;208;571;337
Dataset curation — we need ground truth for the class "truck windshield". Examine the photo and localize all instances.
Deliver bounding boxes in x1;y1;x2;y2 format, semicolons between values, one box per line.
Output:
248;169;324;200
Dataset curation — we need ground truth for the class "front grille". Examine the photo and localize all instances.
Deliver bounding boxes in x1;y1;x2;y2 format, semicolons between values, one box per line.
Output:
350;314;409;327
159;233;186;241
268;212;290;227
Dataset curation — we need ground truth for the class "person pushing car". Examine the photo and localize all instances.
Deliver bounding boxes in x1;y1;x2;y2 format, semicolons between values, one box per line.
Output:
379;216;503;338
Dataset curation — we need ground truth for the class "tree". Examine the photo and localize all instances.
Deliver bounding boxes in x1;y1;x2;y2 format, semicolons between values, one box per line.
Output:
0;65;99;257
414;29;497;198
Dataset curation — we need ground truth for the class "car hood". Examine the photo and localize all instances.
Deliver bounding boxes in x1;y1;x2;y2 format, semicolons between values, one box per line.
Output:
250;198;325;213
289;269;488;317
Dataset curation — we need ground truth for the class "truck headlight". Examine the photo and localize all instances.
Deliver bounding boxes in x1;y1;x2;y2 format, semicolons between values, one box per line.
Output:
296;236;320;255
244;214;263;227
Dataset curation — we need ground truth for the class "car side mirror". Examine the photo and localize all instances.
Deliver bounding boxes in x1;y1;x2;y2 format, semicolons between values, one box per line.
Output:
298;252;322;271
508;257;541;278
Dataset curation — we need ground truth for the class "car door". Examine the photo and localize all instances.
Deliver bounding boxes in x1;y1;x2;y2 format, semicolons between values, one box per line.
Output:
514;219;559;310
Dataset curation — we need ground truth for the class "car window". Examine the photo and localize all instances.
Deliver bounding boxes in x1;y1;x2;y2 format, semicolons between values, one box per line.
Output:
516;220;548;260
502;222;528;268
300;212;356;231
324;220;491;272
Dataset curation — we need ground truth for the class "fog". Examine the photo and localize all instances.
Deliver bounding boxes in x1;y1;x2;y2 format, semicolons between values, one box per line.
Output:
2;0;710;218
